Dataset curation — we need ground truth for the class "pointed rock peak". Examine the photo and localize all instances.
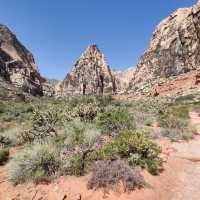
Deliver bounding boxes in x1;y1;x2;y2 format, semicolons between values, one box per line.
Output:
71;44;109;77
0;24;9;30
55;44;116;96
82;44;103;56
77;44;106;64
85;44;99;51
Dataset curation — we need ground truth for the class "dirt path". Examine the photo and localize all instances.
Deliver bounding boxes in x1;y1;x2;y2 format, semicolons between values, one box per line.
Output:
167;111;200;200
1;112;200;200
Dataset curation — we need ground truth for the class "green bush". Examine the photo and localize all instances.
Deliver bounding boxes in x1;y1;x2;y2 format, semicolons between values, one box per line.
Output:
158;110;188;129
95;95;113;107
61;154;84;176
74;103;99;122
0;127;21;147
68;96;97;107
60;149;99;176
146;159;160;175
0;135;12;147
68;95;113;108
0;148;9;165
20;107;59;143
63;120;101;147
60;120;102;176
0;101;34;124
8;144;60;184
96;107;134;135
99;130;161;175
160;127;194;141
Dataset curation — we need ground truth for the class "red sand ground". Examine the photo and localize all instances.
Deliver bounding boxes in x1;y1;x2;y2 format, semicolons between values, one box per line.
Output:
1;112;200;200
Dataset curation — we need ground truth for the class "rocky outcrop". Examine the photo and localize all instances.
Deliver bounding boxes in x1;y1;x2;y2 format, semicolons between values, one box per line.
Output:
42;79;59;97
130;0;200;94
113;67;135;94
0;24;44;95
56;44;116;96
150;70;200;97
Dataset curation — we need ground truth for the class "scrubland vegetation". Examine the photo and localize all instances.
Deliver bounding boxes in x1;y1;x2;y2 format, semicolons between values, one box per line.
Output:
0;93;199;191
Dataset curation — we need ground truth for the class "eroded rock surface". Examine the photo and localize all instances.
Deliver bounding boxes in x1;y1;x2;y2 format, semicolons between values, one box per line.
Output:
150;70;200;97
130;1;200;94
56;44;116;96
114;67;135;94
0;25;44;95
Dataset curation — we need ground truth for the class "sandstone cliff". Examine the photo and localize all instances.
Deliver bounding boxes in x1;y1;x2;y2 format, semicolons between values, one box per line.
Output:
0;25;44;95
113;67;135;94
56;45;116;96
129;0;200;94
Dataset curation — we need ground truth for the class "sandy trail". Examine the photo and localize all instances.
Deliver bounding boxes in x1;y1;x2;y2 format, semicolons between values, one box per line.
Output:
168;112;200;200
1;112;200;200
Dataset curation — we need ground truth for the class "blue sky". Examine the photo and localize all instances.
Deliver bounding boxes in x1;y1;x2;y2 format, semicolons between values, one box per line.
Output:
0;0;196;80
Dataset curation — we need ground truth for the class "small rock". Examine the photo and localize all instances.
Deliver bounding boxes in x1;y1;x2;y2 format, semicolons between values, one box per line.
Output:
62;194;67;200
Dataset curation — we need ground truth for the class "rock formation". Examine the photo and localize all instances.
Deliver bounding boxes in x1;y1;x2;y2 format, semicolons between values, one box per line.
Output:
0;24;44;95
56;44;116;96
129;0;200;94
113;67;135;94
150;70;200;97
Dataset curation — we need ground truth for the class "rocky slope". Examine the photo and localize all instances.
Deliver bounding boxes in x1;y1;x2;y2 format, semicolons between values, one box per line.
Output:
114;67;135;93
56;44;116;96
0;25;44;95
129;0;200;94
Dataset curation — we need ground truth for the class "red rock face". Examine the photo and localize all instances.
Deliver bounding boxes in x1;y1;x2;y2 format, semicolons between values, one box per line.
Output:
150;71;200;96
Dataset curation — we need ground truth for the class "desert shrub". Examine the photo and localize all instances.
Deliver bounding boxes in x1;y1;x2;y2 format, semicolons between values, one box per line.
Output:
0;127;22;147
175;94;195;103
95;95;113;107
145;159;161;175
157;108;194;141
0;135;12;147
20;107;59;143
0;101;34;124
8;144;60;184
96;107;134;135
158;110;188;129
58;120;102;176
74;103;99;122
99;130;161;175
0;148;9;165
61;105;77;122
60;121;102;176
60;148;100;176
67;96;98;108
160;127;194;141
63;120;101;147
134;112;155;128
170;105;190;119
87;160;144;191
130;97;167;115
61;154;84;176
69;95;113;107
